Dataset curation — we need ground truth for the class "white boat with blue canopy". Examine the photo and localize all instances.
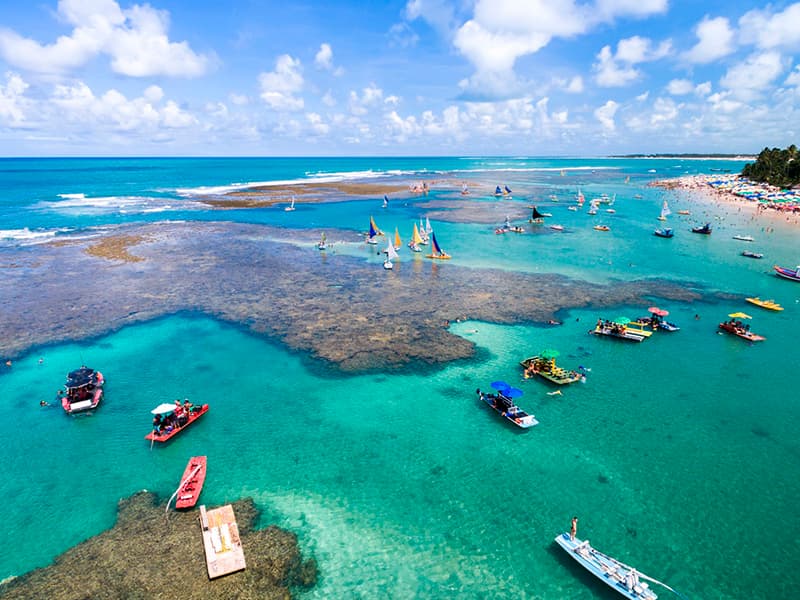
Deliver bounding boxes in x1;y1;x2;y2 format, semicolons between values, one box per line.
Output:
555;532;683;599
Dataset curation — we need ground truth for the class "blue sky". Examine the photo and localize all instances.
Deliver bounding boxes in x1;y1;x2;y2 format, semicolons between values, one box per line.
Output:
0;0;798;155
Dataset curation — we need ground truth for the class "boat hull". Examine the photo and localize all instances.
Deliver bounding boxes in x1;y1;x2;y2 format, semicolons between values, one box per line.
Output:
774;265;800;281
145;404;210;443
554;533;658;599
176;456;207;509
589;326;645;342
476;390;537;428
718;322;765;342
520;357;582;385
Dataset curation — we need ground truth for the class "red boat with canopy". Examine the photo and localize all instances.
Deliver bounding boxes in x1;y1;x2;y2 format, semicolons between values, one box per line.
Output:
145;401;209;443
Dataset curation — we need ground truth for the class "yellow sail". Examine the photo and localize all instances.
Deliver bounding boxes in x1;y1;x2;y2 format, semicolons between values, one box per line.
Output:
412;223;424;245
370;216;384;236
394;227;402;249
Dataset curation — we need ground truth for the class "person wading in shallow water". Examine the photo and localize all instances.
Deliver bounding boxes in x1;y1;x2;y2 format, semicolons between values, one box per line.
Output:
570;516;578;541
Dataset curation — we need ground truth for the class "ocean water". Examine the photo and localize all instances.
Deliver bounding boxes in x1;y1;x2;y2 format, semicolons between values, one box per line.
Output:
1;157;799;599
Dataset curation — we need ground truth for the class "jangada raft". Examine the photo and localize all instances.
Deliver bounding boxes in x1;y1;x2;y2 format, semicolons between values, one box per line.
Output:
774;264;800;282
520;354;583;385
555;532;662;599
166;456;207;511
60;366;104;414
145;402;209;443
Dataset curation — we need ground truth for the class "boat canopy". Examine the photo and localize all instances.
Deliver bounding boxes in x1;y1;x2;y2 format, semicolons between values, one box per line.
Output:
151;402;178;414
66;367;96;389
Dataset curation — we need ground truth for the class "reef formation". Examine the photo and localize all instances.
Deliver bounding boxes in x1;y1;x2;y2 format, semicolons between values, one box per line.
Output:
0;492;316;600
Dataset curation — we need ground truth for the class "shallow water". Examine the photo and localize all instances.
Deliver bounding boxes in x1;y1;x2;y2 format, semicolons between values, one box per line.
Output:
1;157;799;599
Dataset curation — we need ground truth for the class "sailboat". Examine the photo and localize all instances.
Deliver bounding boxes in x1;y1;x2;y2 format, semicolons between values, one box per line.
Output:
425;218;433;236
394;227;402;250
461;183;469;195
366;218;379;244
494;185;503;197
588;199;599;215
658;200;671;221
382;195;389;208
577;189;585;205
284;197;296;211
370;216;384;235
408;223;424;252
426;231;451;260
317;232;327;250
529;206;546;224
384;237;399;269
503;185;512;197
625;175;631;183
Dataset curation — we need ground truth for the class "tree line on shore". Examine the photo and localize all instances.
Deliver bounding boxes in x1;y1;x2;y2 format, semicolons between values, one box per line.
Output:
742;145;800;188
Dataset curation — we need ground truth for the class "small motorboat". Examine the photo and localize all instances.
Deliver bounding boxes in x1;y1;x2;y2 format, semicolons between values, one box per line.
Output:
60;366;104;414
174;456;207;510
476;385;538;428
677;209;690;215
718;319;765;342
549;224;564;231
741;251;763;259
732;234;754;242
774;265;800;282
653;228;673;238
554;532;659;599
568;206;578;211
593;225;610;232
146;402;209;443
745;297;783;311
691;223;712;234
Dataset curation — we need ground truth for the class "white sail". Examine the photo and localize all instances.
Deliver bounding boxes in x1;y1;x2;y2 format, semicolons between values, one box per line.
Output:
659;200;671;220
386;239;400;261
425;217;432;234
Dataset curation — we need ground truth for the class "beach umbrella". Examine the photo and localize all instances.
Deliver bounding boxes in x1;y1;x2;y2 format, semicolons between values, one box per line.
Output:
504;387;524;398
648;307;669;316
728;312;752;319
490;381;511;391
613;316;631;325
151;403;177;414
540;349;560;359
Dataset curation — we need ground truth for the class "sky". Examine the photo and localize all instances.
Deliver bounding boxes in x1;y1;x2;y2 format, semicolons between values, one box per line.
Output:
0;0;799;156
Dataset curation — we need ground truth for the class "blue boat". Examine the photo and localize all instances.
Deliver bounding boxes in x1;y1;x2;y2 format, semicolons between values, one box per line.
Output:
494;185;503;196
691;223;712;235
555;532;660;599
475;384;538;428
653;228;673;238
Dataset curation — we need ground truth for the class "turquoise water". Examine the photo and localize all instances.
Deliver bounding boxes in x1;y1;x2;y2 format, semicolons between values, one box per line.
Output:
1;157;799;599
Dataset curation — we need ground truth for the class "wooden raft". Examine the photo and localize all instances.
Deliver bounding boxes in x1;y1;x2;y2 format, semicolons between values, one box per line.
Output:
199;504;246;579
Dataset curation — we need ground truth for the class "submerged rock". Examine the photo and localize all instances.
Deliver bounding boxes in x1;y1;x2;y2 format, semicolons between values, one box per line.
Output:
0;491;316;600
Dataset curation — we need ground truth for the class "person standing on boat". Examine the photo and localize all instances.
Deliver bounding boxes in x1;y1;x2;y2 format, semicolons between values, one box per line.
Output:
570;517;578;541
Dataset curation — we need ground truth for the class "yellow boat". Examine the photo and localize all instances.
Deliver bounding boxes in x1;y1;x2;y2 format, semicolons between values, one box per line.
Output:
625;321;654;337
745;297;783;311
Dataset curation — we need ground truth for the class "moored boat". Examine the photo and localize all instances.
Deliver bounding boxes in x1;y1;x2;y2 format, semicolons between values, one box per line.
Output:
745;297;783;311
593;225;610;231
589;319;646;342
146;401;209;443
691;223;712;234
774;265;800;281
741;251;763;259
174;456;207;510
475;385;538;428
529;206;546;224
549;224;564;231
653;228;673;238
425;231;451;260
732;234;754;242
718;317;765;342
554;532;659;599
520;355;583;385
59;366;104;414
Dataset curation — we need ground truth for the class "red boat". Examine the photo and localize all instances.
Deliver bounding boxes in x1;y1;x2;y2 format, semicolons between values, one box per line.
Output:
774;265;800;282
175;456;207;509
145;402;209;443
60;367;104;414
718;320;765;342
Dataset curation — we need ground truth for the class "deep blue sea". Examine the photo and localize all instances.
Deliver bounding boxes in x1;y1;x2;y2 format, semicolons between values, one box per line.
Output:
1;156;798;599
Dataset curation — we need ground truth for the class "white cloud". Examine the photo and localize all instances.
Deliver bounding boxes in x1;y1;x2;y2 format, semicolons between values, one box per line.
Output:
404;0;456;35
667;79;694;95
594;100;619;131
594;36;671;87
349;85;383;115
650;97;678;125
0;0;210;77
695;81;712;96
385;110;420;142
636;91;649;101
739;4;800;51
315;43;333;69
258;55;304;111
384;95;400;106
720;51;784;99
707;91;743;114
229;93;249;106
321;91;336;107
0;72;29;127
683;16;735;64
306;112;330;135
787;66;800;86
595;0;667;20
565;76;584;93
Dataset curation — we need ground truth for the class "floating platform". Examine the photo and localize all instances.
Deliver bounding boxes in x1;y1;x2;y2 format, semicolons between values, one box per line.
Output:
199;504;246;579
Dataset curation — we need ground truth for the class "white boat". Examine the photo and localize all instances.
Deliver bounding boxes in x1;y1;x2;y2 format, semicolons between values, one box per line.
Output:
657;200;670;221
382;195;389;208
284;197;296;212
425;217;433;235
550;224;564;231
568;206;578;211
732;234;754;242
606;208;616;214
555;532;662;599
383;237;399;269
317;232;327;250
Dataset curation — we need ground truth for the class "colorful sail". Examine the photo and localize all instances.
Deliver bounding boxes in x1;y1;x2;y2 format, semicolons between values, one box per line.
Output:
411;223;423;245
495;186;502;195
504;185;512;195
370;216;384;236
394;227;402;249
383;195;389;208
431;232;443;255
577;189;585;205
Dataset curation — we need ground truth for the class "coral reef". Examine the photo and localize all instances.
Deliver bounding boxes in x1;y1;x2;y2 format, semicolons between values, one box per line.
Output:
0;492;316;600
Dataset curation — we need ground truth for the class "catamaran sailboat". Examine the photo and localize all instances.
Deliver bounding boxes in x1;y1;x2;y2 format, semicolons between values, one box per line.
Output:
409;223;424;252
383;237;399;269
657;200;670;221
426;231;451;260
382;195;389;208
284;197;296;211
